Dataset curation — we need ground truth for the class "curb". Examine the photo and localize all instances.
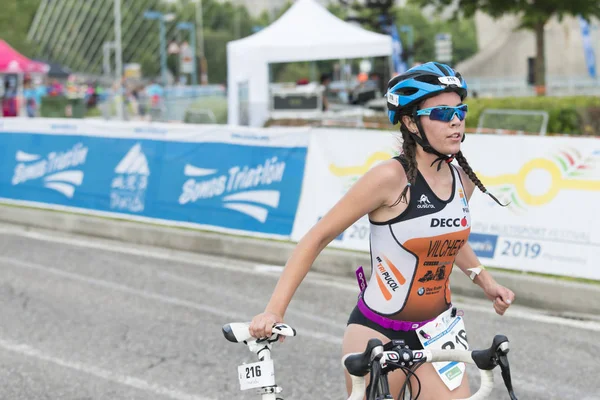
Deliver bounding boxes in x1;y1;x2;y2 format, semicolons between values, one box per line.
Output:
1;204;599;316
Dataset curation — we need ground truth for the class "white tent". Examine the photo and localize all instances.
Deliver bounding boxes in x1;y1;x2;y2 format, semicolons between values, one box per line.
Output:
226;0;393;127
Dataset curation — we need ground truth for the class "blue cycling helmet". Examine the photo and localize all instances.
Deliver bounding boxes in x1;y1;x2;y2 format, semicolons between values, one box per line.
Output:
386;62;467;125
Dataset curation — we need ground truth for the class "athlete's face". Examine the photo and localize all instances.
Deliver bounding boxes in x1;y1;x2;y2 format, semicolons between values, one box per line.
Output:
418;92;466;155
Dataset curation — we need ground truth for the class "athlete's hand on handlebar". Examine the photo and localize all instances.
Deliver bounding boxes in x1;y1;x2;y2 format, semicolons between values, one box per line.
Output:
249;311;285;341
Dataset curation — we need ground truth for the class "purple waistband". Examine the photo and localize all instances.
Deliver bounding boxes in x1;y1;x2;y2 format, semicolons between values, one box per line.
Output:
357;297;436;332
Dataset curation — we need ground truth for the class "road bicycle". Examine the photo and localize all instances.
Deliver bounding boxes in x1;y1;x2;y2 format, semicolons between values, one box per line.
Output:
222;322;518;400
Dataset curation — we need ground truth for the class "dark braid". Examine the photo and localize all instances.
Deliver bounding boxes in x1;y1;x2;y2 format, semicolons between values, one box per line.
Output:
455;151;508;207
395;123;418;205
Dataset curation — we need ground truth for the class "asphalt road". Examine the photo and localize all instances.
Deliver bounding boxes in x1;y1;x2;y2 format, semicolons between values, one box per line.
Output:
0;224;599;400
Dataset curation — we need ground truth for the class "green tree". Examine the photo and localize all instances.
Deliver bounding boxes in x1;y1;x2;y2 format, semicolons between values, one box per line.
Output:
203;29;234;84
0;0;41;57
409;0;600;94
329;2;478;67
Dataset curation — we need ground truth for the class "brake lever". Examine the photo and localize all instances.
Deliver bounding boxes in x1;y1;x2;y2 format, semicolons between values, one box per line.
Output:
497;350;518;400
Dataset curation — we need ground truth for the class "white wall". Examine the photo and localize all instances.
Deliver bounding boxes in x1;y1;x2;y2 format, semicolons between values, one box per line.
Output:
457;12;600;79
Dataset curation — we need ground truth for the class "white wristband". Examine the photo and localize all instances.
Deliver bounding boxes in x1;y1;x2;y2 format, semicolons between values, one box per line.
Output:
467;265;485;281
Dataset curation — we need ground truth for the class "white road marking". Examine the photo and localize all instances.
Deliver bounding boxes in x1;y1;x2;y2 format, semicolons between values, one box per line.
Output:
0;337;214;400
2;226;600;333
253;264;285;273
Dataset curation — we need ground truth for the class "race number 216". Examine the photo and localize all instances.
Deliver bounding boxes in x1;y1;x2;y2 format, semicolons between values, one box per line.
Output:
441;329;468;350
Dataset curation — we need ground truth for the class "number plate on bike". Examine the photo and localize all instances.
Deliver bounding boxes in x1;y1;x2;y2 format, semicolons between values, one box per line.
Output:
237;360;275;391
417;307;469;391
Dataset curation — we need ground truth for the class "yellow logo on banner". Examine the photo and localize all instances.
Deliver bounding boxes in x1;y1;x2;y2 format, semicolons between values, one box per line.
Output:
328;151;394;177
478;148;600;211
328;148;600;212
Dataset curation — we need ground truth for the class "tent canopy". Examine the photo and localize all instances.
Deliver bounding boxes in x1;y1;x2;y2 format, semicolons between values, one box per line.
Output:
228;0;393;63
34;59;73;79
227;0;392;126
0;40;49;74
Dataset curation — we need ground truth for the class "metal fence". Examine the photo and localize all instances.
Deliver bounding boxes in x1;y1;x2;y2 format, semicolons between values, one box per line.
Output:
94;84;226;123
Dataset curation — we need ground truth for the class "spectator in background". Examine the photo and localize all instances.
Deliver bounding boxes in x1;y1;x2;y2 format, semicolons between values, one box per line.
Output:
2;75;18;117
136;85;148;119
86;81;99;109
350;72;371;105
34;76;47;113
48;78;64;97
320;72;332;111
369;72;384;95
23;75;38;117
145;80;165;121
146;80;164;109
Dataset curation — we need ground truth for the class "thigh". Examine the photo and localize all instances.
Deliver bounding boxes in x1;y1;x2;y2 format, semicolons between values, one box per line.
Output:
405;363;471;400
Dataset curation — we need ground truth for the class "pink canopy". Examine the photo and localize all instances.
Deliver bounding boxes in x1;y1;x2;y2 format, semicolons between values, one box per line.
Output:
0;40;49;74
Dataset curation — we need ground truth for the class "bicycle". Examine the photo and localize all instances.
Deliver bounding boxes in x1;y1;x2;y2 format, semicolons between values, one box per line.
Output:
222;322;519;400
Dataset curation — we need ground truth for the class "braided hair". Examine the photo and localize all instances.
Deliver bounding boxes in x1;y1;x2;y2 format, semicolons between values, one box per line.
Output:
455;151;506;206
395;123;418;205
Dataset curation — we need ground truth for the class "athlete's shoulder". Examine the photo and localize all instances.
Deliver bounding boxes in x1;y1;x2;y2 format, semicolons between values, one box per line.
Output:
366;157;408;186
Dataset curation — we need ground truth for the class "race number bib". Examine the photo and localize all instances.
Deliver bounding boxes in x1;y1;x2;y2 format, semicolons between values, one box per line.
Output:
416;307;468;391
237;359;275;391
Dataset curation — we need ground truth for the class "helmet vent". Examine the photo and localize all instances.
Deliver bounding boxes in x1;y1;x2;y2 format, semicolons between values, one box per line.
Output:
434;62;451;76
395;87;419;96
414;75;440;85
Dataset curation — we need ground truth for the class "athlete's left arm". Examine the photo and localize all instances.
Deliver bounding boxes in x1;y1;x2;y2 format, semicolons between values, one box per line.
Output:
452;164;516;315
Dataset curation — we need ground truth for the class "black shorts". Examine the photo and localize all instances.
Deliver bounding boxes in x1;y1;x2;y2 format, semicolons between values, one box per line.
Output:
347;305;424;350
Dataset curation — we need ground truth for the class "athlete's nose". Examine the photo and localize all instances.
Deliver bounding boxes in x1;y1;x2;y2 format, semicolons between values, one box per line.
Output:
449;113;462;125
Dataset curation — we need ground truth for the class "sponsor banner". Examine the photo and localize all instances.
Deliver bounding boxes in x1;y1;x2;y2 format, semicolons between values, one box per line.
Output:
155;140;306;236
292;130;600;281
291;128;398;251
0;121;308;238
462;135;600;280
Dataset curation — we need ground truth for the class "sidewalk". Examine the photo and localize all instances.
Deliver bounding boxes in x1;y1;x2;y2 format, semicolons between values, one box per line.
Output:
1;203;599;316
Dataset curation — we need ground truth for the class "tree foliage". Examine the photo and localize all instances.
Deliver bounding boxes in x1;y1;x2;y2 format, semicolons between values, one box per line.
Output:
393;5;478;66
419;0;600;26
409;0;600;90
4;0;477;85
0;0;41;58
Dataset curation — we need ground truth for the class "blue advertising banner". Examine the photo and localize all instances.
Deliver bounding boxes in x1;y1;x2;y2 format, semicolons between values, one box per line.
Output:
153;141;306;235
0;130;307;237
579;16;597;79
379;16;407;75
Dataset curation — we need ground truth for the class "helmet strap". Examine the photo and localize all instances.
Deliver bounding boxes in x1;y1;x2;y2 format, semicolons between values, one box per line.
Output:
410;111;455;171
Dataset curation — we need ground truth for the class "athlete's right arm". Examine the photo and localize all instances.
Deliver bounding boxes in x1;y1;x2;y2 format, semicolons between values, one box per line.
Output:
249;159;406;339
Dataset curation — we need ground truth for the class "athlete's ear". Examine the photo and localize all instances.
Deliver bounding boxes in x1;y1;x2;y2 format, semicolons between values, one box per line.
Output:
401;115;418;134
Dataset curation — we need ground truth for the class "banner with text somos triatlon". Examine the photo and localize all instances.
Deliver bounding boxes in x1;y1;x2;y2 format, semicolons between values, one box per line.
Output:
292;130;600;281
0;119;310;239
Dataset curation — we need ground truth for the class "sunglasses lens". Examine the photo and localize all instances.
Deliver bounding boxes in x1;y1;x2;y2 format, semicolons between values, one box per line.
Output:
429;108;454;121
429;105;468;122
